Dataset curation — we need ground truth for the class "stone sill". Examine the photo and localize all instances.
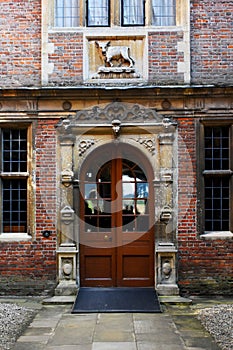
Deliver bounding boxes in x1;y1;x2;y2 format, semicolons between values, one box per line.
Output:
0;233;32;242
200;231;233;240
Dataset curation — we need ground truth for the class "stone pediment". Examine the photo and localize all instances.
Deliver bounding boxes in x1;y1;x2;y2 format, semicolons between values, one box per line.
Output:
57;102;176;130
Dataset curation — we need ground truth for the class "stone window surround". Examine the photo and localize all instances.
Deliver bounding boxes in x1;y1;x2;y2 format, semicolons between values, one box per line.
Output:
0;123;34;242
42;0;190;84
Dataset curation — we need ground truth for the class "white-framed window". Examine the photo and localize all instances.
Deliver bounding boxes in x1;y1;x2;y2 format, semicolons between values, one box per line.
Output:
55;0;176;27
0;126;32;236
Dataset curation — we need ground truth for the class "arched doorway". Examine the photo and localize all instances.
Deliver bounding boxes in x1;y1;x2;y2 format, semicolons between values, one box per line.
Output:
79;142;155;287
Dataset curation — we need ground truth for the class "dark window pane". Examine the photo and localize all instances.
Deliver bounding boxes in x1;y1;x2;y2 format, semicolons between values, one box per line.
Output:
2;129;27;172
204;177;229;231
2;179;27;233
204;126;229;170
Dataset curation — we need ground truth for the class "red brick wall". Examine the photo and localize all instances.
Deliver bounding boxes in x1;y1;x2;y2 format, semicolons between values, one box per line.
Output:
48;33;83;85
1;1;233;87
177;118;233;295
0;0;41;88
148;31;184;84
0;120;58;295
191;0;233;85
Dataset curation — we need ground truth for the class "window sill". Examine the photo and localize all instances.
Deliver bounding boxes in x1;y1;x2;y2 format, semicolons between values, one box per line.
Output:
49;25;183;35
200;231;233;240
0;233;32;242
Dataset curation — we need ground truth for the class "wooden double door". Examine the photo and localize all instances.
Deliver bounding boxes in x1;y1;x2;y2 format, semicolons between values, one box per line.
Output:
80;144;154;287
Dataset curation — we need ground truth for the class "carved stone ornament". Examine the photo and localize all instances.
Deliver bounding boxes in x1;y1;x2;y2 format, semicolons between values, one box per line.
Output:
62;259;73;280
158;133;174;145
136;137;156;154
93;41;140;79
79;139;96;156
61;169;74;185
56;102;176;130
60;206;75;225
160;205;172;222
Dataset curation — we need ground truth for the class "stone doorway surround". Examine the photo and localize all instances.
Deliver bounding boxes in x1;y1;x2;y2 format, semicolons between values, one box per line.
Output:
55;101;179;296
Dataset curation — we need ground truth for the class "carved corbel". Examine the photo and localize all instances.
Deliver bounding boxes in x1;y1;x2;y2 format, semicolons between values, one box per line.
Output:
112;119;121;138
160;205;172;223
162;117;177;129
160;169;173;183
61;169;74;187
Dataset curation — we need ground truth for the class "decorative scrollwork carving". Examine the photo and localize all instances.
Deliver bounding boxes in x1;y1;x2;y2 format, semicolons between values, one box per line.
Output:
57;102;165;128
136;137;156;154
79;139;95;156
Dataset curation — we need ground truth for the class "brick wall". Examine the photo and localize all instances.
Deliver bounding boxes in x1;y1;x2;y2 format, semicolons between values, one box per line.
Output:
177;118;233;295
0;119;58;295
0;0;41;88
48;33;83;86
191;0;233;85
148;32;185;84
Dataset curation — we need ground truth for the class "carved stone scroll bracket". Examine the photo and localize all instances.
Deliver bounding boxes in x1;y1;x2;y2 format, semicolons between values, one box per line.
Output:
156;243;179;296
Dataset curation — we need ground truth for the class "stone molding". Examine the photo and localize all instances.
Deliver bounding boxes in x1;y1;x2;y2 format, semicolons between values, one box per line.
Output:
56;102;177;129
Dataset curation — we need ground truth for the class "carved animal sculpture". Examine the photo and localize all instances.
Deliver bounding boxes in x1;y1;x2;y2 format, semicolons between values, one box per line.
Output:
95;41;134;68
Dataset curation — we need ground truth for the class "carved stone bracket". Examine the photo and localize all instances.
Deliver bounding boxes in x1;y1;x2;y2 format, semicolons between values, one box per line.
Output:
158;133;174;145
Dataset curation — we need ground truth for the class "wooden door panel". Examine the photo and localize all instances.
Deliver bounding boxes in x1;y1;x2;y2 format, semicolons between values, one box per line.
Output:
117;237;154;287
122;255;151;278
80;246;116;287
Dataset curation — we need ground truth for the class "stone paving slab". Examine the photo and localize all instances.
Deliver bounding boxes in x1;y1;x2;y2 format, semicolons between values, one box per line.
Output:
13;343;45;350
137;343;185;350
92;342;137;350
47;324;94;346
47;346;92;350
17;335;51;344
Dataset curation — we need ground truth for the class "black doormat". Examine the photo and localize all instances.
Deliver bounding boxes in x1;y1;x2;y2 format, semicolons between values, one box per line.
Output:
72;287;161;313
